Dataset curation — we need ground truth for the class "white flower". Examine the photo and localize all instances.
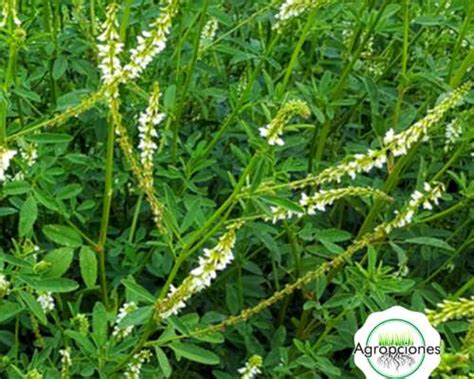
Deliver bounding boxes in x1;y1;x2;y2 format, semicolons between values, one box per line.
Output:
16;139;38;168
238;355;263;379
124;350;151;379
0;148;17;182
266;187;389;224
377;182;445;233
137;83;165;184
444;118;462;151
121;0;179;81
156;222;242;320
200;18;218;49
0;0;21;28
59;347;72;368
97;3;123;85
0;274;10;297
37;292;55;313
113;302;138;339
296;83;471;190
259;100;310;147
274;0;331;31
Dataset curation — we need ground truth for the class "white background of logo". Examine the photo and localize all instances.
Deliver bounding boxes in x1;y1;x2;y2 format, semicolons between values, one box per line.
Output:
354;306;441;379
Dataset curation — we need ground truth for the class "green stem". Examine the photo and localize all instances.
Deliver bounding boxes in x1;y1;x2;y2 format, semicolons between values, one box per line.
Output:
90;0;97;37
277;9;317;98
198;36;279;161
97;116;115;308
447;3;473;81
0;21;20;147
128;192;144;243
158;153;261;300
392;0;410;127
454;275;474;298
311;1;388;169
450;48;474;87
172;0;209;162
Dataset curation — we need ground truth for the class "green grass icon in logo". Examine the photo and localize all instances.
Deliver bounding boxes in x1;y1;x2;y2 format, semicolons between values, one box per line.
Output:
378;332;414;347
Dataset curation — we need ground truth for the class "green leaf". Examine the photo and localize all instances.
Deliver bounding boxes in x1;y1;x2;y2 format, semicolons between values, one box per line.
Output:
170;343;220;365
26;133;72;144
405;237;454;252
164;84;176;111
264;196;304;214
92;302;107;346
3;181;31;195
120;306;153;328
0;301;23;323
155;347;172;377
19;196;38;237
18;291;47;325
34;188;63;213
0;207;18;216
79;246;97;288
52;56;68;80
121;276;155;304
56;184;83;200
43;224;82;247
65;330;95;354
34;278;79;293
13;87;41;102
43;247;74;277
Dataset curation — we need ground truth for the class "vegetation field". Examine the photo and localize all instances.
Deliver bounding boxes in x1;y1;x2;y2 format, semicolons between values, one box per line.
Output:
0;0;473;378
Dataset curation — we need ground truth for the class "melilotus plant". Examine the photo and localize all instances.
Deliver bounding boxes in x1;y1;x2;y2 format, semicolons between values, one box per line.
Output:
0;0;473;378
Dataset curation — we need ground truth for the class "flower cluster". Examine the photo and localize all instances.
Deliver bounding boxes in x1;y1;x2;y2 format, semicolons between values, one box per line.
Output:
426;297;474;327
97;3;123;85
124;349;151;379
238;354;263;379
138;83;165;186
71;313;89;335
0;274;10;298
0;0;21;28
122;0;179;80
259;100;310;146
274;0;331;31
112;301;138;340
19;141;38;167
24;369;43;379
444;118;462;152
200;18;218;50
59;347;72;378
156;222;242;320
37;292;55;313
376;182;445;234
267;187;390;224
0;147;16;182
291;82;471;189
383;83;470;156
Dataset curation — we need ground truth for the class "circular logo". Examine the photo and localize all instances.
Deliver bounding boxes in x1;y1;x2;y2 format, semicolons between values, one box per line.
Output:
354;306;441;379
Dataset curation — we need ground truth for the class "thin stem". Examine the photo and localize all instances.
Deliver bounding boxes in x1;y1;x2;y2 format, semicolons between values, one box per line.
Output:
97;112;116;308
0;22;20;146
311;1;388;169
172;0;209;162
198;36;279;161
277;8;317;98
90;0;97;37
128;192;144;243
447;3;473;81
158;153;261;301
392;0;410;128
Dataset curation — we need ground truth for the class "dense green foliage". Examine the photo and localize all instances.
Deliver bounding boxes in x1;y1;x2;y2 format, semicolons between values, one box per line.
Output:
0;0;473;378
